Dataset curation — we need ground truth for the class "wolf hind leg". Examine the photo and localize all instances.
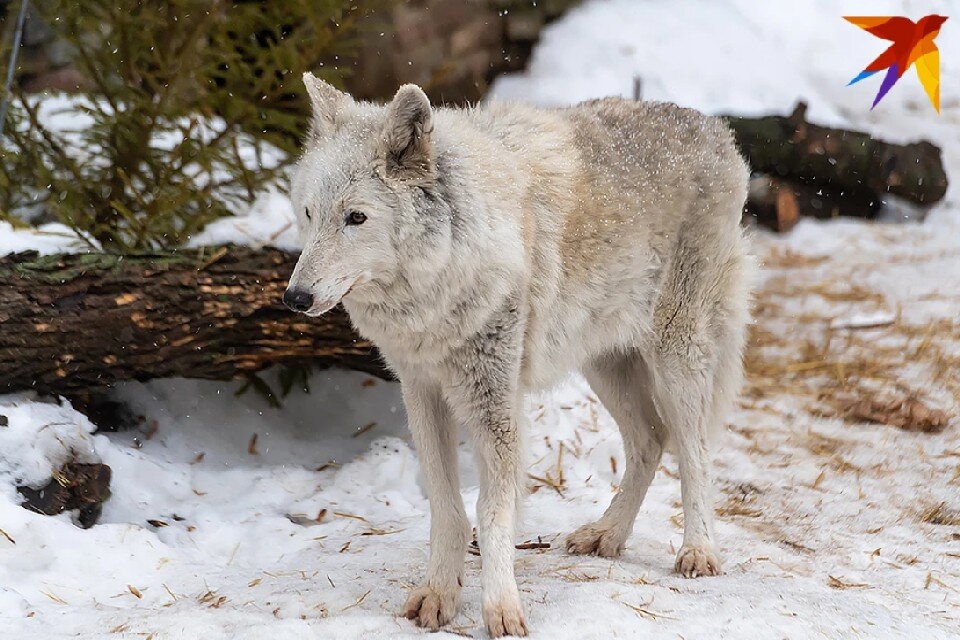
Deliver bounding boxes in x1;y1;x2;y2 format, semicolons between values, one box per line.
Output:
648;229;752;577
566;351;666;558
666;305;748;577
647;347;722;577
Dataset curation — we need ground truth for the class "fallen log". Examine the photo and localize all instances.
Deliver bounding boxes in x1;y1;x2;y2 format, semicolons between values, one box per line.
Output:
0;247;391;396
745;174;880;232
726;102;948;208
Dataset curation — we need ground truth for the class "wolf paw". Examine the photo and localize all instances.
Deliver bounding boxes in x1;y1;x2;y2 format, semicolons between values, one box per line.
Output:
675;545;721;578
565;522;626;558
483;596;528;638
402;583;460;630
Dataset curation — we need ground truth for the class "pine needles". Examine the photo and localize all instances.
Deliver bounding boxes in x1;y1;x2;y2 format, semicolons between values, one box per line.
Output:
0;0;384;250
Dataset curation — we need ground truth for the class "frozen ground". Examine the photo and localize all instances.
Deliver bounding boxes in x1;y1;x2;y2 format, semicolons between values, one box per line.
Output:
2;1;959;638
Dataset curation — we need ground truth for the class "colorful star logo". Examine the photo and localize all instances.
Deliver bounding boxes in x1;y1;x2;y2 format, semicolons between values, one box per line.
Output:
845;15;948;113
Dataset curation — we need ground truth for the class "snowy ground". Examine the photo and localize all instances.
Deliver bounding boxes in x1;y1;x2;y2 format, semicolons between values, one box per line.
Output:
2;1;960;638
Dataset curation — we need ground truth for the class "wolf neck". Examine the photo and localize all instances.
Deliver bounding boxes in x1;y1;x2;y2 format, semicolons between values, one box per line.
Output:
343;130;527;366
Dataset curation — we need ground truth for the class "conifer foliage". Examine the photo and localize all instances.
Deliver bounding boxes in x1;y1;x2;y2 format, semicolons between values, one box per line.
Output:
1;0;381;250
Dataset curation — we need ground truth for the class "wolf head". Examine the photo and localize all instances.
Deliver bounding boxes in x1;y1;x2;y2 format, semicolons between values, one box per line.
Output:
284;73;450;316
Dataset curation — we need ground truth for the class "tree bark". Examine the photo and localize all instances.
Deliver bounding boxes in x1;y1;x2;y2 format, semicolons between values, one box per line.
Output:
726;102;948;208
0;247;391;395
745;174;881;232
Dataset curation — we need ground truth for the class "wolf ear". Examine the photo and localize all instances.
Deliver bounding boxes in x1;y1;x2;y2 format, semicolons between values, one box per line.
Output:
380;84;434;182
303;71;353;140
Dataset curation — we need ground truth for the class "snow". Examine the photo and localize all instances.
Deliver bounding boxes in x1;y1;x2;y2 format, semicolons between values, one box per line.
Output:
0;187;298;260
185;188;301;251
3;1;960;638
0;396;100;489
0;187;300;256
0;94;288;254
0;221;95;256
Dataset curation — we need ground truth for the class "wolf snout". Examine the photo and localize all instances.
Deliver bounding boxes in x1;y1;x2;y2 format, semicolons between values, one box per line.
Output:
282;288;314;313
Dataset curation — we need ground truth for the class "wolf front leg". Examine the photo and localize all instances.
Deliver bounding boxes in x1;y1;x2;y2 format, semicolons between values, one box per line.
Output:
443;303;528;638
400;375;470;629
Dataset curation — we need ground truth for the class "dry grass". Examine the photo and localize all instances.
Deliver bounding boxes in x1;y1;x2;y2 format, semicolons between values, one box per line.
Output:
743;246;959;433
716;482;764;519
828;575;869;589
843;395;949;433
921;503;960;526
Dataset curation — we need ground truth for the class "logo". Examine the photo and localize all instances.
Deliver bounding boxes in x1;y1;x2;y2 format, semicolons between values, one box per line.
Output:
845;15;948;113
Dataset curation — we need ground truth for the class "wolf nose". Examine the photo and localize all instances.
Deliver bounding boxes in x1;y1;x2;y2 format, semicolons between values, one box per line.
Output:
283;288;314;313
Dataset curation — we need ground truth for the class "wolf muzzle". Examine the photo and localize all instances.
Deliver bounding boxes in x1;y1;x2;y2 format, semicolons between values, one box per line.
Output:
282;288;314;313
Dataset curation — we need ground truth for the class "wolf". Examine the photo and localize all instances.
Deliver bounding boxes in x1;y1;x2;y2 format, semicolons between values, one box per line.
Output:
284;72;753;637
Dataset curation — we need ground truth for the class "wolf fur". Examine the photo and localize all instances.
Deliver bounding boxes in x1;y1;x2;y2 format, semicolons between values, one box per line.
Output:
285;73;753;637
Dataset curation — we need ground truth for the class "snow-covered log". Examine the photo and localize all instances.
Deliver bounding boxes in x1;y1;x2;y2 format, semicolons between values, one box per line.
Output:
0;247;391;395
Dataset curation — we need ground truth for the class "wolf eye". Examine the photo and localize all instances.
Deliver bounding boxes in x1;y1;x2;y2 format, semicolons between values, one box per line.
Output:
346;210;367;225
305;208;311;220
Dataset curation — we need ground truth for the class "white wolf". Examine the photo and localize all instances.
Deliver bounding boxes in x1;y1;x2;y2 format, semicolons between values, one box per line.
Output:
285;73;753;637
